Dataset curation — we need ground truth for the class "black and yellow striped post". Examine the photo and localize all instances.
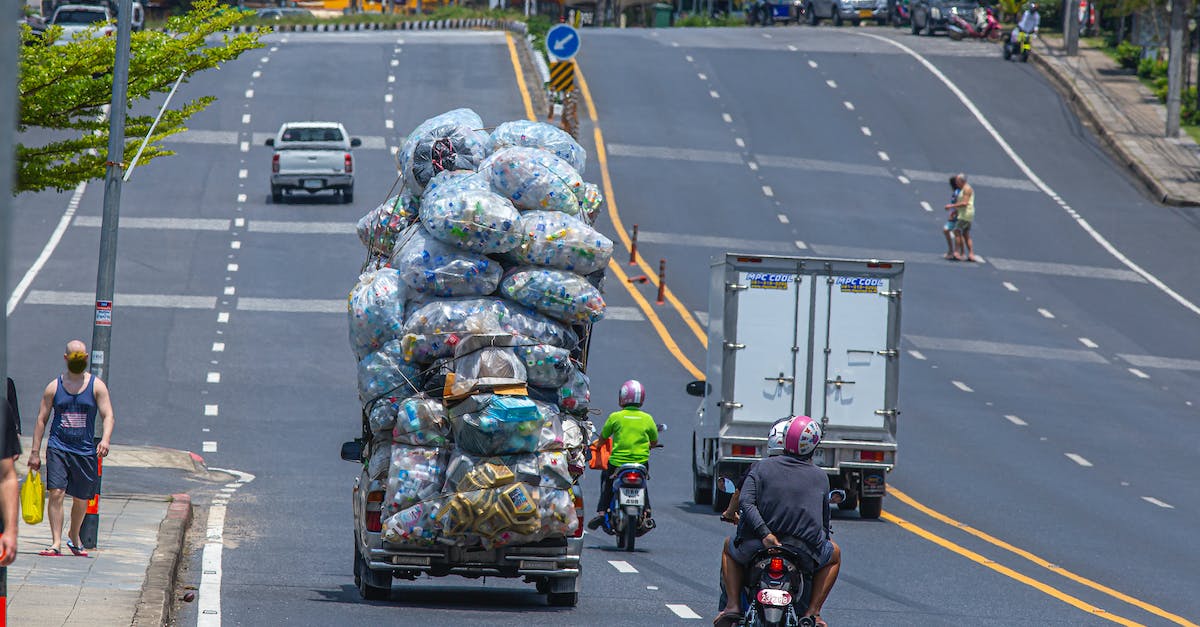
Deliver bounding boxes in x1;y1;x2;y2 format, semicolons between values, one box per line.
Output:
549;61;576;94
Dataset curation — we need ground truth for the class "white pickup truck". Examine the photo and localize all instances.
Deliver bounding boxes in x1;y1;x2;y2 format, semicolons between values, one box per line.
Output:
266;122;362;204
48;1;143;44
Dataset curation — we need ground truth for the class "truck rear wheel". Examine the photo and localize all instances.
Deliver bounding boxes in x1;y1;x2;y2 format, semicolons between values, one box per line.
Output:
356;552;390;600
858;496;883;520
548;592;579;607
271;186;283;203
693;436;713;505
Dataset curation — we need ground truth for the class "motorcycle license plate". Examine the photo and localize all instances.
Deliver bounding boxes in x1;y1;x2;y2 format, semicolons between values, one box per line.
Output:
619;488;644;506
757;588;793;607
858;9;872;17
303;179;323;189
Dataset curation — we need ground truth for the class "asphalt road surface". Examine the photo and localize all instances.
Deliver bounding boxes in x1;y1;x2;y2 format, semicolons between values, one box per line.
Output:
7;24;1200;627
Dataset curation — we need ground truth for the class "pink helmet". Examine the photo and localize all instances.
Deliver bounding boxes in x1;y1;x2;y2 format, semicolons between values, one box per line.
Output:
618;380;645;407
783;415;822;458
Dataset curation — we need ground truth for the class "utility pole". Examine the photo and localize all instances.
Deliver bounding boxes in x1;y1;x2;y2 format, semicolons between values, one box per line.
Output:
2;0;18;612
1166;0;1189;137
1063;0;1080;55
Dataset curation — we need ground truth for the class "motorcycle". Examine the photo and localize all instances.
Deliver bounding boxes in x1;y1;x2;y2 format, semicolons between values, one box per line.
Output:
947;7;1001;41
717;478;846;627
597;425;665;552
1002;29;1032;62
889;0;909;27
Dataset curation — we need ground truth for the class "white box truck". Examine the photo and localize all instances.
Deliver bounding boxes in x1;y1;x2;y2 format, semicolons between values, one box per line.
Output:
688;253;903;519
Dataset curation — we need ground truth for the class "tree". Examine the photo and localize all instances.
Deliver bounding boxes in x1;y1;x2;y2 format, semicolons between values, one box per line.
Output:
16;0;265;194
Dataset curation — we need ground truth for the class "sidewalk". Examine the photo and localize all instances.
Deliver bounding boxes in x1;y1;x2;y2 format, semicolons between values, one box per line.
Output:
1033;34;1200;206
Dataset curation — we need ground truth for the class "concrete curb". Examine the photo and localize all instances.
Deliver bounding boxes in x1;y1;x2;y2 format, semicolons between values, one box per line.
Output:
1030;49;1195;207
132;493;193;626
214;17;525;35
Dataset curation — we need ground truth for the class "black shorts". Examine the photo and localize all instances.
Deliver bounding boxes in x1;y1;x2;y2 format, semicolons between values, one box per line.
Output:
46;447;98;500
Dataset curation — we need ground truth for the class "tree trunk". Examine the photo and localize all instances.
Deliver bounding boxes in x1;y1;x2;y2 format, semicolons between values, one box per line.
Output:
1064;0;1080;55
1166;0;1188;136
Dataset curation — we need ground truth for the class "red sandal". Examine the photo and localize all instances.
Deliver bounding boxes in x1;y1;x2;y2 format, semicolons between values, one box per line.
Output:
38;547;62;556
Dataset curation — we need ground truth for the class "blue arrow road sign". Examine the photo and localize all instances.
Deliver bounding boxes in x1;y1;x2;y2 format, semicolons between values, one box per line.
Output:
546;24;581;61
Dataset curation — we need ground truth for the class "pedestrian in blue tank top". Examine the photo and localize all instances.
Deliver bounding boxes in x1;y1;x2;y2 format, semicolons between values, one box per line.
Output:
27;340;116;557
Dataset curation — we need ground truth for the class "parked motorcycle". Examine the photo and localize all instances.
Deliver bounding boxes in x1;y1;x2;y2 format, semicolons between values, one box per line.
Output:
889;0;909;27
717;478;847;627
947;7;1000;41
597;425;665;552
1002;29;1032;62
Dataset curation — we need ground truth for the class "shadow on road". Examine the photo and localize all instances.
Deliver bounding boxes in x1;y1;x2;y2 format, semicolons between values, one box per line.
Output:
312;584;575;614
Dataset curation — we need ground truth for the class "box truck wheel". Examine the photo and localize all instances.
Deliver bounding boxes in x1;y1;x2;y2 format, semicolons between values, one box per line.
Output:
692;436;713;505
858;496;883;520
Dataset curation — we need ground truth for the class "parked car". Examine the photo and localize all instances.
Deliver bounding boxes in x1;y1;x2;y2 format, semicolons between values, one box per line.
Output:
18;11;47;38
746;0;805;24
254;7;314;19
805;0;881;26
49;3;113;43
909;0;980;35
266;122;361;204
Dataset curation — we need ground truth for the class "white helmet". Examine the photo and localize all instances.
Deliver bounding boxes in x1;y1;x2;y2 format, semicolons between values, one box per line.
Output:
766;417;792;457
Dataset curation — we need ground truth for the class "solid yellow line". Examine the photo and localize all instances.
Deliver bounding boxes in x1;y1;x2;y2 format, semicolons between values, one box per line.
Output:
505;32;537;122
882;512;1142;626
505;35;702;381
576;64;710;349
889;488;1197;626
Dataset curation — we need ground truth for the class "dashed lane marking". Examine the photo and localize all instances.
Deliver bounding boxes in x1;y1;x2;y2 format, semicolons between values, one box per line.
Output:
226;263;239;272
878;151;890;162
722;113;732;123
825;79;837;88
1078;337;1098;349
697;72;707;80
748;161;758;171
385;120;394;129
795;240;807;249
762;185;774;197
777;214;789;224
241;113;251;124
734;137;745;148
920;201;933;212
608;560;638;573
666;604;702;619
244;89;253;99
807;58;816;66
1003;281;1019;292
861;126;872;136
239;141;248;153
1065;453;1093;467
685;55;693;62
709;90;720;99
843;101;854;110
212;342;225;352
908;349;926;360
897;175;910;184
206;372;221;383
1141;496;1174;509
236;194;246;203
205;404;218;416
237;169;247;179
1005;415;1028;426
250;71;260;79
223;286;235;296
952;380;973;392
1038;308;1055;319
1128;368;1150;379
217;312;229;323
385;94;393;103
390;59;399;66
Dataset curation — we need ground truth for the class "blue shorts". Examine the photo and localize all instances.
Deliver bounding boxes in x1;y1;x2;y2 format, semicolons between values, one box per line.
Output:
46;447;98;500
944;220;957;231
726;536;835;570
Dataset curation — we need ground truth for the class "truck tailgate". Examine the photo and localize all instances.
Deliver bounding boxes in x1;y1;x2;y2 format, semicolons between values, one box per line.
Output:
277;148;345;174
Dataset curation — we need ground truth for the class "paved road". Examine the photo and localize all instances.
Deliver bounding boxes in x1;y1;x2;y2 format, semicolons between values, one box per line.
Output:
6;24;1199;627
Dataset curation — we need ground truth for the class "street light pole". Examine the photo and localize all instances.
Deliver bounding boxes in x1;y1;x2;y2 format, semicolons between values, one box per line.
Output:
1165;0;1189;137
89;0;133;384
2;0;18;609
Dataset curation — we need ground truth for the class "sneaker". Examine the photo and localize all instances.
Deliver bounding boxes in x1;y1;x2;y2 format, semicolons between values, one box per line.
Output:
586;514;605;530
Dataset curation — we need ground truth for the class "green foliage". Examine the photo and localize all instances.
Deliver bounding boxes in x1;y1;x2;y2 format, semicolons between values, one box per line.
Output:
526;14;552;55
674;13;745;26
1183;88;1200;126
1114;41;1141;69
1137;56;1166;79
17;0;265;194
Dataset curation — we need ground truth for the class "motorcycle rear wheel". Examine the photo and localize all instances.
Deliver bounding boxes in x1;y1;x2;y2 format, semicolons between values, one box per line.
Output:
623;514;638;552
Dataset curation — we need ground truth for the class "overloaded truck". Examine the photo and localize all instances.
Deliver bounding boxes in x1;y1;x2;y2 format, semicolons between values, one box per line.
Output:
339;109;609;606
688;253;904;519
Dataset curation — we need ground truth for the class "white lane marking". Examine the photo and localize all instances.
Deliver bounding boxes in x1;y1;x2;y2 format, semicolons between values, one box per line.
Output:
197;468;256;627
608;560;638;573
388;75;396;83
24;290;216;309
908;349;926;361
636;231;799;253
206;372;221;383
748;162;758;171
270;46;278;52
202;428;210;433
1141;496;1174;509
697;72;707;80
843;101;854;110
603;306;646;321
920;201;933;212
856;30;1200;321
671;41;680;47
248;220;353;234
217;312;230;323
788;44;798;51
1078;337;1099;349
762;185;774;197
239;141;249;153
1004;414;1028;426
251;71;260;79
74;216;230;231
212;342;225;352
897;175;910;185
906;335;1108;364
390;59;399;67
260;57;268;63
777;214;789;224
877;151;890;162
241;113;251;124
237;169;247;179
1003;281;1019;292
1065;453;1093;467
205;404;219;416
825;79;837;88
762;33;772;39
1037;308;1055;319
223;286;235;296
709;90;720;99
236;298;345;314
1128;368;1150;379
244;89;254;99
226;263;239;272
795;240;807;250
861;126;872;136
807;59;817;67
722;113;733;123
735;137;745;148
952;380;973;392
236;194;246;203
1119;353;1200;371
6;181;85;316
202;441;218;453
233;217;245;228
385;94;393;103
666;604;702;619
385;119;394;129
685;55;694;62
647;585;659;590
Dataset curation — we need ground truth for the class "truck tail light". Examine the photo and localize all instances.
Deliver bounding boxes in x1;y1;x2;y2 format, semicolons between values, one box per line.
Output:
572;491;585;537
344;153;353;173
859;450;885;462
271;153;279;173
732;445;758;457
365;490;385;532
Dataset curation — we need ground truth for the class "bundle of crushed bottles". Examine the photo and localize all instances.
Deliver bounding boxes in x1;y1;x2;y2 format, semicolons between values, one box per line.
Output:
348;110;609;549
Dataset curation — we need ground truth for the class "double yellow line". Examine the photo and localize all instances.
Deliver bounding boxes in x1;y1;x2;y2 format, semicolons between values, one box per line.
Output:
504;33;1195;627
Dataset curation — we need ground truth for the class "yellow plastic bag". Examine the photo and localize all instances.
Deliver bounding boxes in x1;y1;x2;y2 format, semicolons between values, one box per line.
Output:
21;471;45;525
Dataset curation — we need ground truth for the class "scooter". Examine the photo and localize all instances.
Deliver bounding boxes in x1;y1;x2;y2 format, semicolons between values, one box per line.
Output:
598;425;665;552
717;479;847;627
889;0;909;27
947;7;1000;41
1002;29;1032;62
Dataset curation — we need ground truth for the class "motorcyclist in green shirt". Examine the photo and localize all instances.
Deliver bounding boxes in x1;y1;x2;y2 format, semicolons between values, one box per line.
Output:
587;380;659;530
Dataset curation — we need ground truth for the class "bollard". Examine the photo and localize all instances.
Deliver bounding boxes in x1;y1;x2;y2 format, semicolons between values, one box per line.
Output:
656;259;666;305
80;441;102;549
629;224;639;265
627;274;648;284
